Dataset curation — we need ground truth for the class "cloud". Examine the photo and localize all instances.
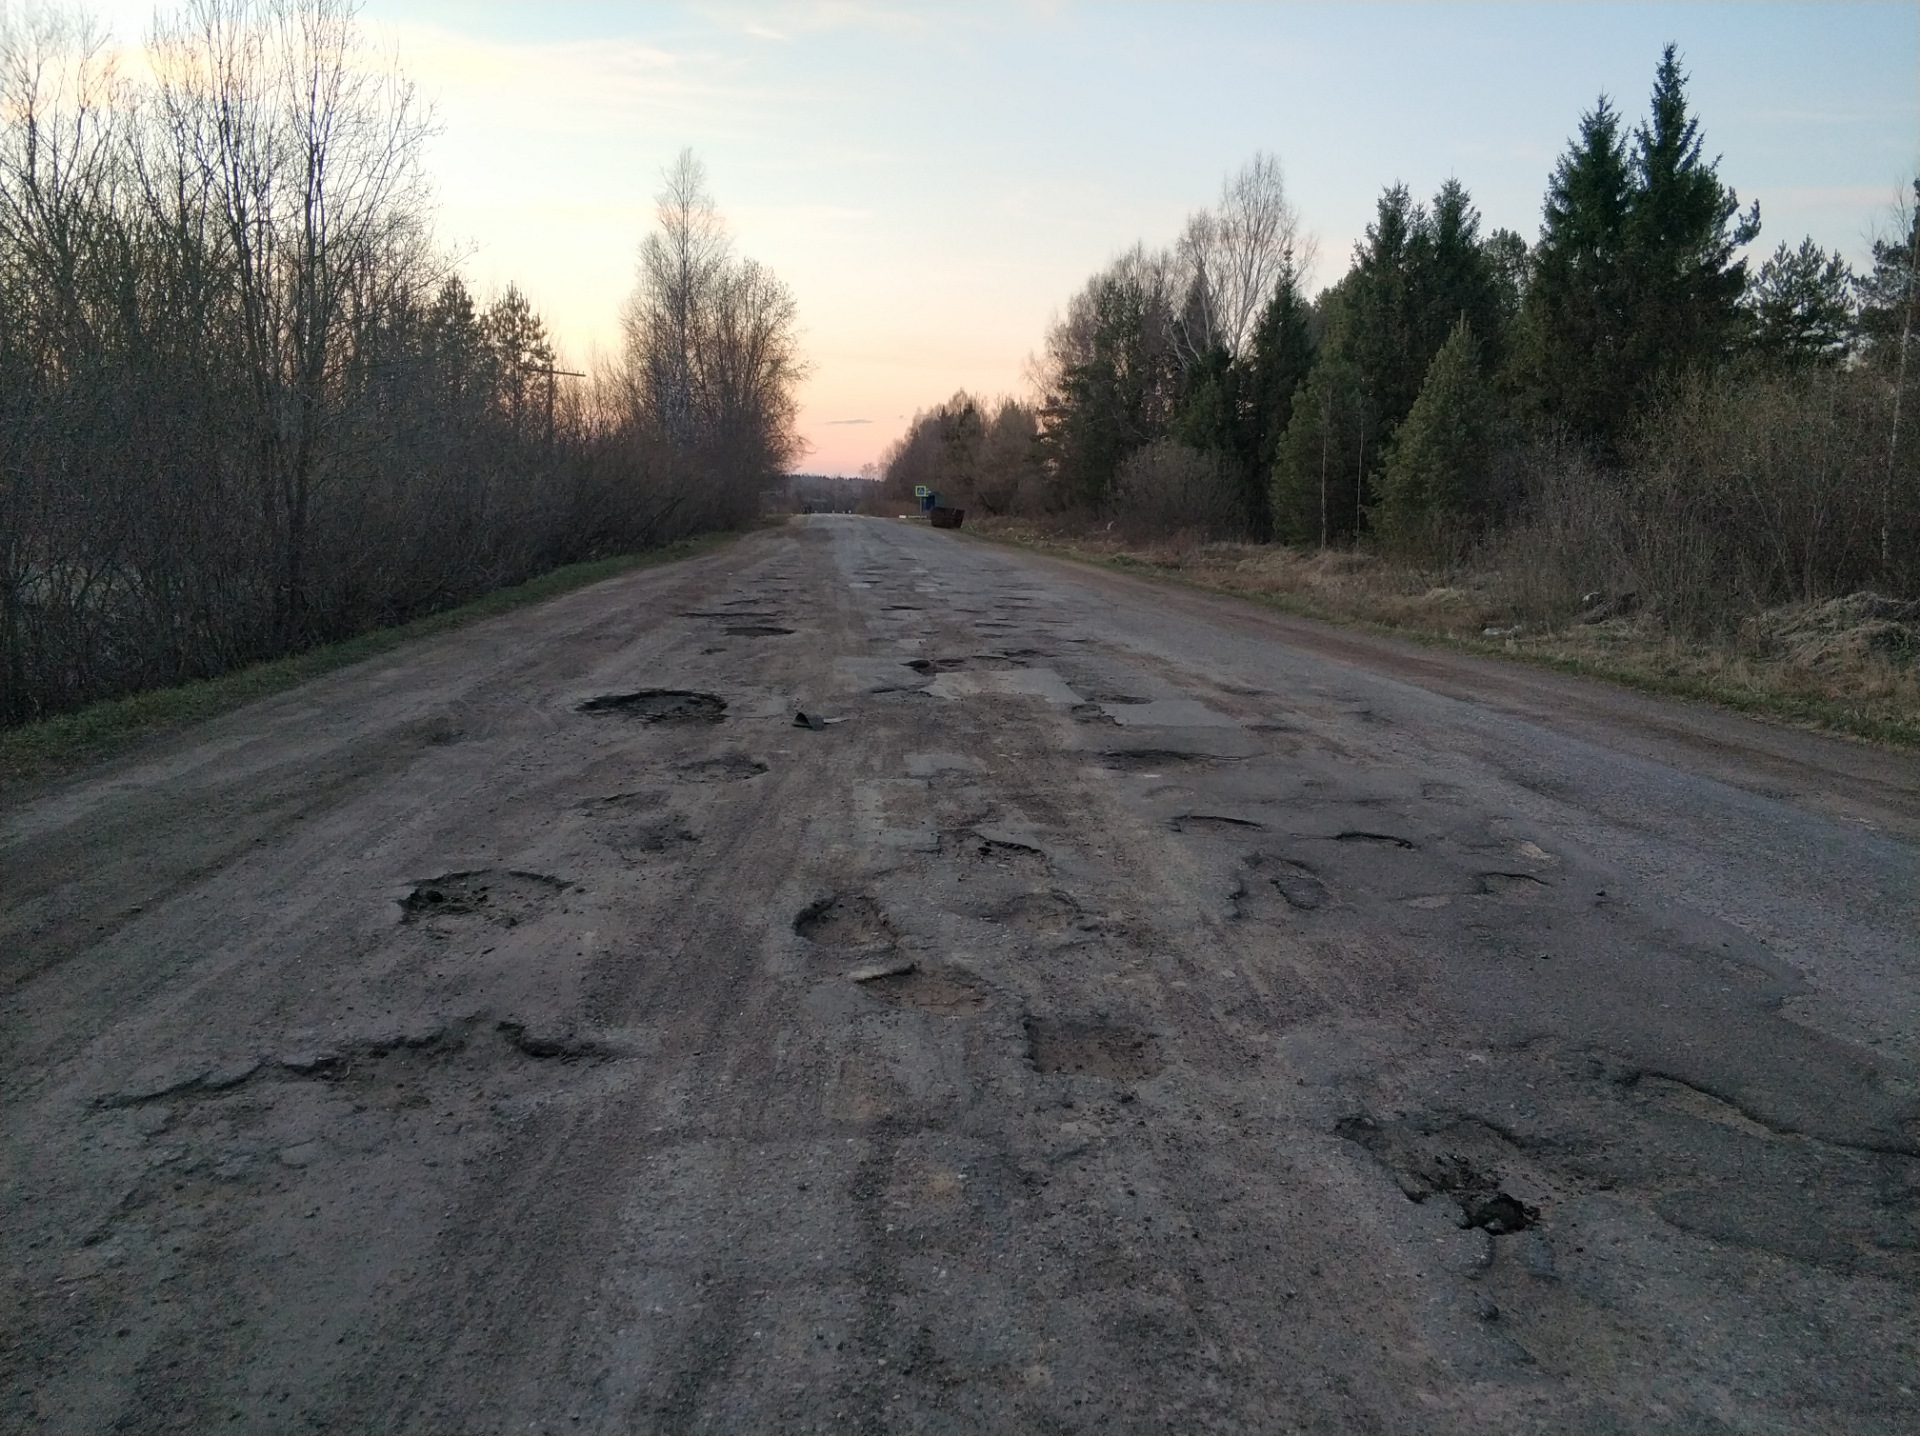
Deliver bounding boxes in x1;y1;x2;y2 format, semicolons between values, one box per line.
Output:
824;417;873;425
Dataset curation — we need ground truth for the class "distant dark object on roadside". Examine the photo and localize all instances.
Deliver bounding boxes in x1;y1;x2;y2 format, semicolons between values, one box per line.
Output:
930;506;966;529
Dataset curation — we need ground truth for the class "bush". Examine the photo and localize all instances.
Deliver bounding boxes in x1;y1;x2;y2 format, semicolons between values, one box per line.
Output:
1106;442;1250;541
1487;366;1919;634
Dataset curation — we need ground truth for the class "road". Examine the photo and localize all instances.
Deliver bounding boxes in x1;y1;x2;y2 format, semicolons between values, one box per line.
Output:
4;514;1917;1434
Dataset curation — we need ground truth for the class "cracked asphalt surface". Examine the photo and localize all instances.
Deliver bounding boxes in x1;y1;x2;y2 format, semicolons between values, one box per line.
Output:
4;514;1918;1433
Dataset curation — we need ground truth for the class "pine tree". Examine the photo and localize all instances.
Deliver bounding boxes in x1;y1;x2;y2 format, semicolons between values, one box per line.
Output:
1375;318;1491;549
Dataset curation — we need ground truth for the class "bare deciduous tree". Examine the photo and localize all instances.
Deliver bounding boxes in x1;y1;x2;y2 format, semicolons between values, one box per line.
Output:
1173;153;1309;363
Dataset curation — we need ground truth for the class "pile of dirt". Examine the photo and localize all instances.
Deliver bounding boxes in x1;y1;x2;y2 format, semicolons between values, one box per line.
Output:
1745;593;1920;672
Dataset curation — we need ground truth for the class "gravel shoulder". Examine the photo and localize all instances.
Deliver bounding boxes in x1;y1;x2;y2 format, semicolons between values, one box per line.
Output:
4;515;1916;1434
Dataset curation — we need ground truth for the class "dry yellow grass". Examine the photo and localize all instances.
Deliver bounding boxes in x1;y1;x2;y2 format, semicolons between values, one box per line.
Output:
971;517;1920;747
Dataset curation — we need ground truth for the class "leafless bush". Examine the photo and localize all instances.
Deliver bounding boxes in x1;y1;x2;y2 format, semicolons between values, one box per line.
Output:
1105;442;1249;541
1489;367;1919;634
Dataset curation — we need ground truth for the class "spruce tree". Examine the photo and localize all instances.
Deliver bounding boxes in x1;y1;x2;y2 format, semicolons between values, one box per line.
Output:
1623;45;1759;384
1375;318;1491;549
1514;96;1634;443
1410;180;1505;372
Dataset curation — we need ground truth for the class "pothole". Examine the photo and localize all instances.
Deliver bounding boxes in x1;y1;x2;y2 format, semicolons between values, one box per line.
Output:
850;962;991;1016
1235;853;1328;914
1098;749;1236;772
677;752;769;782
577;690;726;723
604;814;697;855
1173;813;1267;834
1332;831;1417;849
400;870;570;927
1336;1116;1541;1234
1025;1018;1162;1081
904;654;1023;674
794;894;895;950
946;830;1049;874
992;890;1085;936
1479;872;1548;896
725;625;795;637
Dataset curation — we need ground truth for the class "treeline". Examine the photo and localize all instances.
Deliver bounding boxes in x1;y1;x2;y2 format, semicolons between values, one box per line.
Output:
0;1;800;727
885;48;1919;631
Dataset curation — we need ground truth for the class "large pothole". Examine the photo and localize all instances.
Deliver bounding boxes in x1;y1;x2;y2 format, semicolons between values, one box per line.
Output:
577;690;726;723
794;893;895;950
400;870;570;927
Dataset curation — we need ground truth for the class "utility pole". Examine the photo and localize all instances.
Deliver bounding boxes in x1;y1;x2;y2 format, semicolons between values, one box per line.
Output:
524;363;586;450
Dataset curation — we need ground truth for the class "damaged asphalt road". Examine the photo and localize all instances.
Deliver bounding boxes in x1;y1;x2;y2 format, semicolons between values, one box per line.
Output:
3;514;1917;1433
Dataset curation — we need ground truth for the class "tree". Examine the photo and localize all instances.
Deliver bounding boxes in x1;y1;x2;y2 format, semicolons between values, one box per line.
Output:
1622;44;1759;383
1514;96;1634;442
1036;247;1181;510
1856;179;1920;571
1171;152;1307;364
1744;239;1855;369
1374;317;1492;550
1267;179;1503;546
1410;179;1505;372
619;150;806;527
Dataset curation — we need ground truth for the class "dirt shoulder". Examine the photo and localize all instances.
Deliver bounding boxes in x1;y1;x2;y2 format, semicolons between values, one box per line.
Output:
969;517;1920;749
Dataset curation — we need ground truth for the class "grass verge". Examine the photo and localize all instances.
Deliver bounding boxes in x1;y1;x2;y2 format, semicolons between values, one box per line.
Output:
970;519;1920;750
0;532;739;793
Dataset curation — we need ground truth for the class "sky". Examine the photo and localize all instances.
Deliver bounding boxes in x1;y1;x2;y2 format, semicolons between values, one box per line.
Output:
83;1;1920;473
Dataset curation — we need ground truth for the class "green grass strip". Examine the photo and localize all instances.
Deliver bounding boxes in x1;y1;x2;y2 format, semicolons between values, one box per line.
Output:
974;531;1919;751
0;532;739;793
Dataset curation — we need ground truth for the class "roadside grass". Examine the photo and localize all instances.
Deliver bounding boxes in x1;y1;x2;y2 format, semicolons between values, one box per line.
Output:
971;517;1920;750
0;532;739;792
